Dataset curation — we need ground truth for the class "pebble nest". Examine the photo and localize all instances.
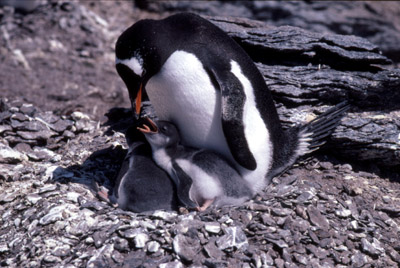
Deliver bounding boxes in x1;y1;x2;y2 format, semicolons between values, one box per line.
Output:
1;98;399;268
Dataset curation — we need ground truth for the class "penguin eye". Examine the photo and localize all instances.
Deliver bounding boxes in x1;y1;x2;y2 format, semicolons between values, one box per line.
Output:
161;126;168;133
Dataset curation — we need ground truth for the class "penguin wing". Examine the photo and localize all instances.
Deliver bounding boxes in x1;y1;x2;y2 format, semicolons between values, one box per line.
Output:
111;154;131;199
208;67;257;170
171;162;198;208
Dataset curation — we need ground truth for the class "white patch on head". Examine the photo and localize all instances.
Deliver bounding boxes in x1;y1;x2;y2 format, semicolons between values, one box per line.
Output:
116;54;144;76
176;159;223;204
230;60;273;193
146;50;233;162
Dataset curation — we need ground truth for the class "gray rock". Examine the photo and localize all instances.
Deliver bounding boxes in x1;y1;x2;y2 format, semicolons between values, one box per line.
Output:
307;205;330;230
0;124;12;134
216;226;248;251
204;240;224;260
335;207;352;218
26;193;42;205
173;234;201;262
39;204;70;225
51;244;70;257
159;261;185;268
351;252;369;268
17;130;57;141
113;237;129;252
204;222;221;234
0;145;27;163
361;238;384;257
271;207;292;217
147;241;160;253
134;233;148;249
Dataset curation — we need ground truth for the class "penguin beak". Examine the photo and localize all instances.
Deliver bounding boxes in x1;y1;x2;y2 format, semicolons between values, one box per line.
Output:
135;83;143;117
137;117;158;134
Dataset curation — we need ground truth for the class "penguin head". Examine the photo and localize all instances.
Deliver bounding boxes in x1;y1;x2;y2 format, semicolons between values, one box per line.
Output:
137;118;180;149
115;18;174;117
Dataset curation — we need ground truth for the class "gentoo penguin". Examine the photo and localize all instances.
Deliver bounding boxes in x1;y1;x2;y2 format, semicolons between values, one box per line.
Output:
115;12;349;193
138;118;253;211
98;121;178;212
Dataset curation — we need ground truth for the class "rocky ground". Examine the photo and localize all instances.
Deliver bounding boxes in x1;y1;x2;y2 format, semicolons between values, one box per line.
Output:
0;1;399;268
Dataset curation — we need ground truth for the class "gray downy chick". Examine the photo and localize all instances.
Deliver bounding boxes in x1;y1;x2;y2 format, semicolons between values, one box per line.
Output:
98;122;178;212
138;118;253;211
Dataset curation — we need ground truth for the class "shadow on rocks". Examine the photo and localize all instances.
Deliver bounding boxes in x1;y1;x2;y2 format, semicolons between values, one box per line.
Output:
49;103;158;211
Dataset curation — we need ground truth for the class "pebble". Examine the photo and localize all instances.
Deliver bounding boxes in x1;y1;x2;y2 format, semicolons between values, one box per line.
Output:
26;193;42;204
307;205;330;230
335;207;352;218
147;241;160;253
0;145;27;164
204;222;221;234
173;234;201;262
216;226;248;251
159;261;185;268
134;233;149;248
66;192;80;203
361;238;384;257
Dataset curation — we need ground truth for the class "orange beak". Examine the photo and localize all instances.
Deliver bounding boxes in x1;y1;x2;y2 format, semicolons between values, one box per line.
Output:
137;117;158;133
135;83;143;116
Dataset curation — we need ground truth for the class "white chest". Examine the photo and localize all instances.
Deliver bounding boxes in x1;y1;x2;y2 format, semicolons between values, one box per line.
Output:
146;50;232;160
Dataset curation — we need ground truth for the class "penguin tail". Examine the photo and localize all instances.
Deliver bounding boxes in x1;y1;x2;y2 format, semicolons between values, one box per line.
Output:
296;101;350;157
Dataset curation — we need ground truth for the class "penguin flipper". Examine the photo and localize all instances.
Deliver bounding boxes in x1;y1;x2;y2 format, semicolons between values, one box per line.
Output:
208;67;257;170
111;154;131;200
171;162;198;209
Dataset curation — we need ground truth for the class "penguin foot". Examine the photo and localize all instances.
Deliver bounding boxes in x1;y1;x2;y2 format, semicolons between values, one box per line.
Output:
96;186;118;208
179;207;190;214
197;199;215;212
97;188;110;202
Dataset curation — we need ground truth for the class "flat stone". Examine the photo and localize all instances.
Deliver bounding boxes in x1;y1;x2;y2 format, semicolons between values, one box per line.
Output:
0;125;12;134
134;233;149;249
111;250;125;263
307;205;330;230
0;243;9;253
27;147;58;161
0;145;27;164
147;241;160;253
216;226;248;251
335;207;352;218
271;208;293;217
51;245;70;257
17;130;57;140
11;113;28;121
361;238;384;257
19;104;36;116
204;223;221;234
26;193;42;205
39;184;58;193
173;234;201;262
159;261;184;268
351;252;368;268
50;119;73;132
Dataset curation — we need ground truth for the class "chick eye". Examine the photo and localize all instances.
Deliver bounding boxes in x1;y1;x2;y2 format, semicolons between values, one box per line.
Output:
161;126;168;132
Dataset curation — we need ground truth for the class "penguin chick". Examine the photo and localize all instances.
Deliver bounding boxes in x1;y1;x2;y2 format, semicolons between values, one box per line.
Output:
138;118;253;211
105;122;178;213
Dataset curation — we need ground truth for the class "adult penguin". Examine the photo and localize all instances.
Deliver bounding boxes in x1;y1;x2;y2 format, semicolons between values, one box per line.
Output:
115;12;348;193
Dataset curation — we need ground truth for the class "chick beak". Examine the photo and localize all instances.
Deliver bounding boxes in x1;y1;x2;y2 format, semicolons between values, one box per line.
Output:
137;117;158;134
